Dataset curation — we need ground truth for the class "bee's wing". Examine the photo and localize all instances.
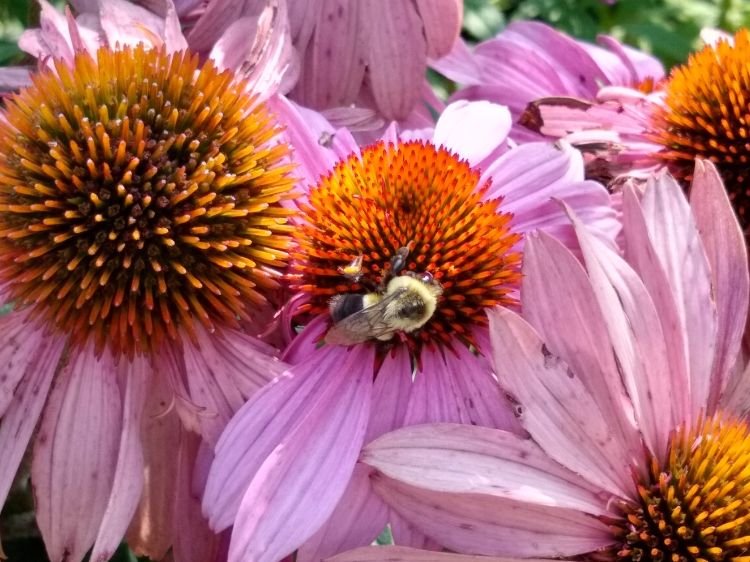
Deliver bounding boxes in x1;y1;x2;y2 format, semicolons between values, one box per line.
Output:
324;288;407;346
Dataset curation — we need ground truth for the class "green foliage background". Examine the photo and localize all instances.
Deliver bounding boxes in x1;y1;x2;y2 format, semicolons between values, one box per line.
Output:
0;0;747;560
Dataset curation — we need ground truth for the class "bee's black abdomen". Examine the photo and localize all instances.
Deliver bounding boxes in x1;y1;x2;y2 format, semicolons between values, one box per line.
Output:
329;294;365;322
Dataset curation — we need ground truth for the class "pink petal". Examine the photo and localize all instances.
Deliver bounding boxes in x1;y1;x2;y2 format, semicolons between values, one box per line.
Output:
488;305;636;497
297;464;388;562
177;327;284;445
403;345;521;432
690;160;749;410
32;346;123;562
208;0;296;98
374;475;612;557
364;423;610;514
188;0;266;54
637;171;716;419
0;66;32;91
328;545;537;562
619;186;691;425
360;0;425;120
203;344;372;529
228;346;374;562
89;358;150;562
522;233;643;468
126;376;181;560
290;0;366;109
596;34;665;83
100;0;187;51
432;101;511;168
18;0;76;63
429;39;484;85
414;0;461;58
365;347;413;442
389;510;441;551
172;432;223;562
570;205;676;456
0;320;64;509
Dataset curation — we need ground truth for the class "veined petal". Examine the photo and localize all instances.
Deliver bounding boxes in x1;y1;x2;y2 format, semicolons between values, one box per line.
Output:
290;0;365;109
32;345;123;562
432;101;511;168
89;357;150;562
364;423;611;514
522;233;643;469
620;186;690;424
0;319;64;509
328;546;550;562
227;345;373;562
488;306;635;497
360;0;425;120
372;474;612;557
570;205;676;456
99;0;187;51
365;347;413;442
638;170;716;419
404;345;521;432
690;160;750;410
297;464;388;562
389;510;441;551
414;0;461;58
0;66;32;91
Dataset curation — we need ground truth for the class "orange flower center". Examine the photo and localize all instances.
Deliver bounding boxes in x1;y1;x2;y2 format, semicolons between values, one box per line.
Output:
0;46;295;357
651;30;750;233
291;140;522;353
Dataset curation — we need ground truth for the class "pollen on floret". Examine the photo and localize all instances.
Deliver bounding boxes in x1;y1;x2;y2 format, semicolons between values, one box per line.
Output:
0;45;296;357
651;29;750;234
615;414;750;562
290;140;522;353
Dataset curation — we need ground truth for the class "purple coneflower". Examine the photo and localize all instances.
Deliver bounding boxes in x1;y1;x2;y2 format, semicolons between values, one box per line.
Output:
337;160;750;562
431;20;664;142
0;44;294;562
202;99;618;562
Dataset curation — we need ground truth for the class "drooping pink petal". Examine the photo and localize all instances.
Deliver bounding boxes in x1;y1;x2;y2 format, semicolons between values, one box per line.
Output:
690;160;750;410
637;170;716;419
364;423;611;514
522;233;643;467
32;345;123;562
620;186;691;426
569;205;676;456
89;357;150;562
596;34;665;83
0;318;64;509
203;344;373;530
414;0;461;58
0;66;32;91
403;345;521;432
18;0;76;63
481;141;617;248
328;545;545;562
297;464;388;562
99;0;188;51
176;327;284;445
126;375;181;560
227;346;374;562
488;306;636;497
365;347;413;442
359;0;425;120
290;0;366;110
432;101;511;168
376;472;612;557
208;0;296;98
389;510;441;551
172;432;223;562
429;39;484;85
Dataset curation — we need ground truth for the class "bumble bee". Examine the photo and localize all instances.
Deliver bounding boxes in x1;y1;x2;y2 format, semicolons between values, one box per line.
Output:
325;247;443;346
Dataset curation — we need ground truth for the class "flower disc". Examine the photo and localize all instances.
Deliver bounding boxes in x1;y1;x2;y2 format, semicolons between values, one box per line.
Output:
0;45;295;356
652;30;750;232
291;140;521;352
